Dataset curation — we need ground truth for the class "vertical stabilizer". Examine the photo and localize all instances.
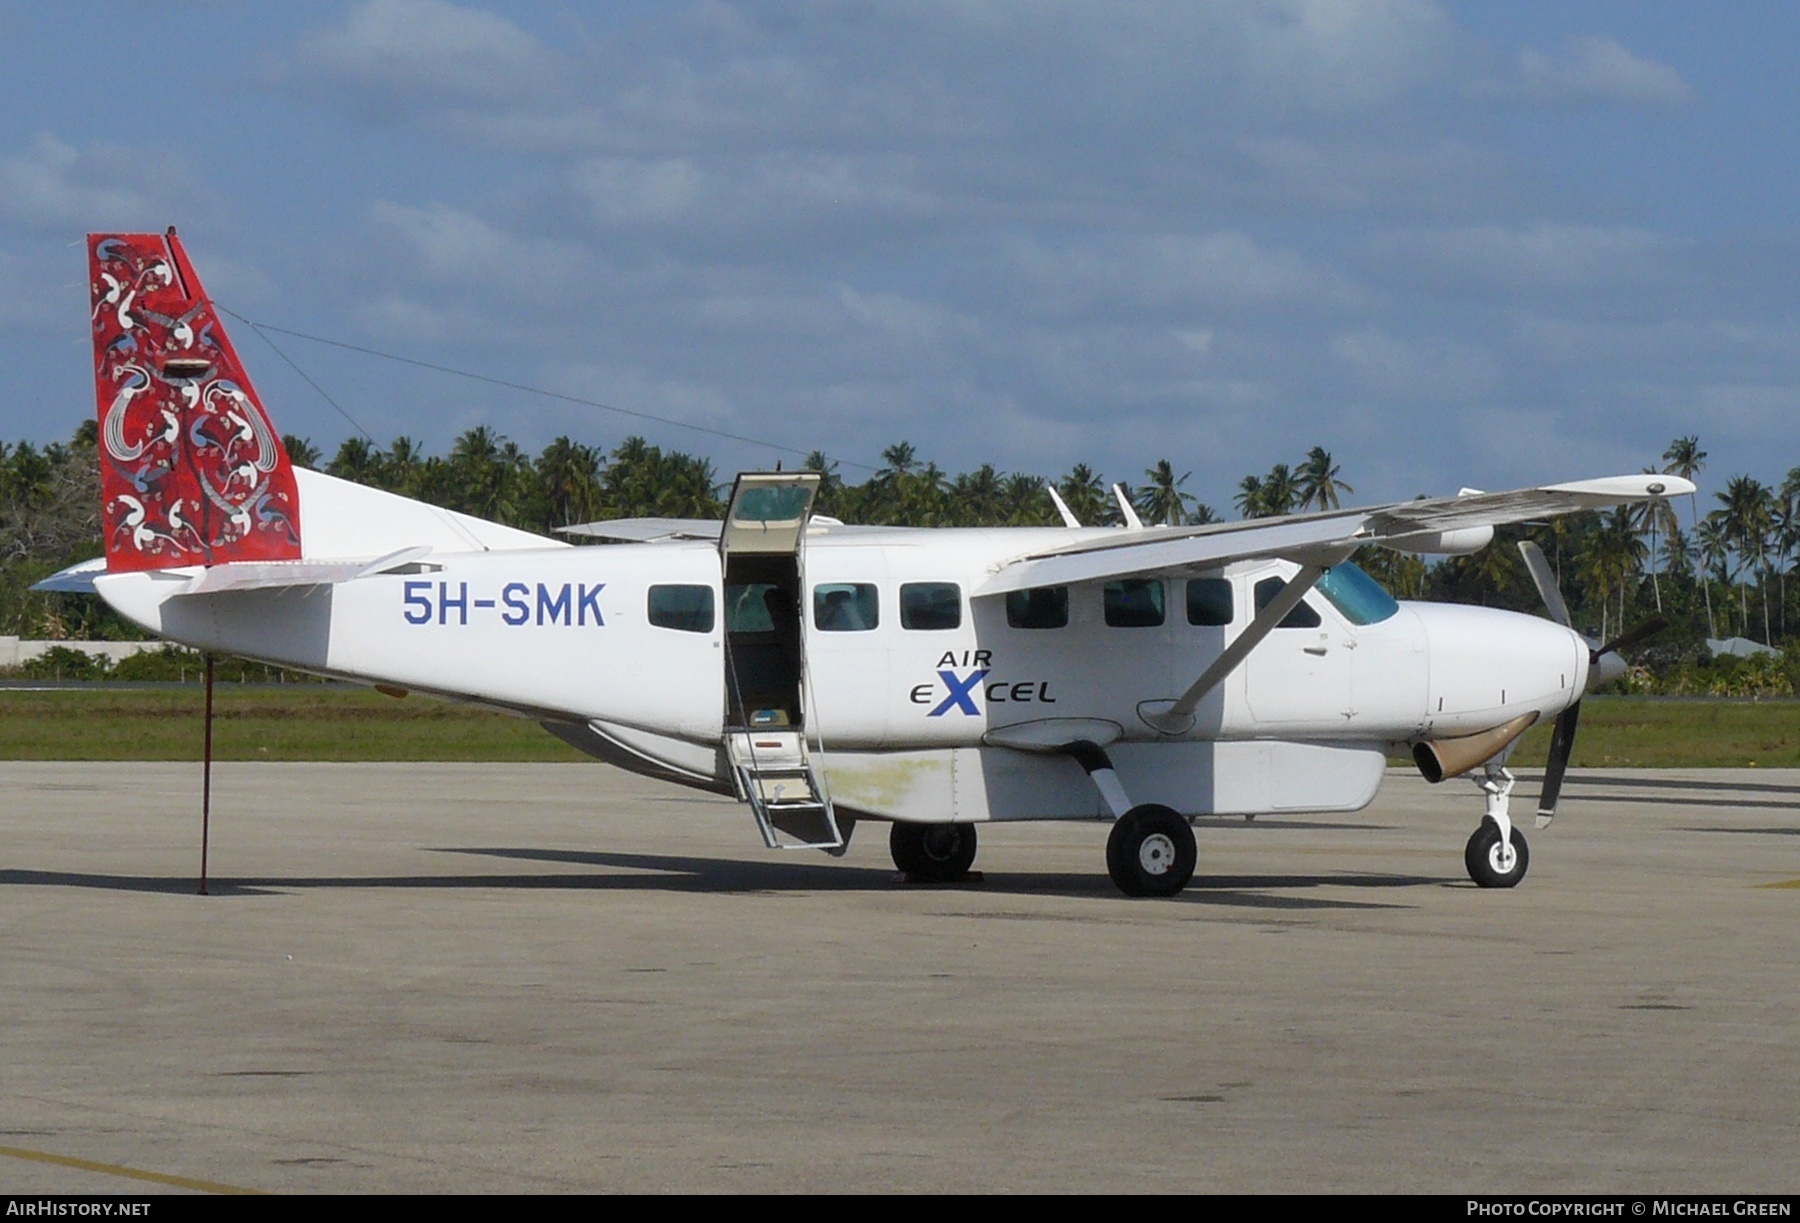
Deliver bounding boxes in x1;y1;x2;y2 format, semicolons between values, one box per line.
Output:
90;230;301;572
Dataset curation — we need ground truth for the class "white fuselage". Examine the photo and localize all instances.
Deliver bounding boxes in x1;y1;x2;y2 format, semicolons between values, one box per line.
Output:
92;513;1590;827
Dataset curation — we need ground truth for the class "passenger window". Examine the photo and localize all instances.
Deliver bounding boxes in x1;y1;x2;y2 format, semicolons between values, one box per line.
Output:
1006;586;1068;630
813;583;879;632
1254;577;1322;629
900;582;962;630
647;584;715;633
1186;578;1232;626
1104;579;1164;628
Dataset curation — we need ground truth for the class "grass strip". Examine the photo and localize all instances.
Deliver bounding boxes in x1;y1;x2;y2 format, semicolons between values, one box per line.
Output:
0;689;1795;767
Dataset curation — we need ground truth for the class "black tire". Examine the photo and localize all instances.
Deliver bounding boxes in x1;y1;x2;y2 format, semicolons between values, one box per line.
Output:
1464;819;1530;888
1105;804;1197;898
890;821;978;884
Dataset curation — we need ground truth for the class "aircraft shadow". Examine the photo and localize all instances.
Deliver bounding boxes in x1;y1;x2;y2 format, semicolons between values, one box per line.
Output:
0;847;1444;909
1554;774;1800;798
1550;791;1800;812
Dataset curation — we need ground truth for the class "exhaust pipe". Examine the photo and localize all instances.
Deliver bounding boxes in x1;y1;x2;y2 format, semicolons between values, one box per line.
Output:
1412;711;1539;784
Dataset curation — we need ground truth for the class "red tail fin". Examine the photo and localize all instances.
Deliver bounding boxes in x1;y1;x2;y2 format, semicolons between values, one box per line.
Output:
90;230;301;572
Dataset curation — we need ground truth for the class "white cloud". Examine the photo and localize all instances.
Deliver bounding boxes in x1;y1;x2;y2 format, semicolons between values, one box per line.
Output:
1330;328;1499;402
569;153;940;233
293;0;552;110
0;134;154;230
1373;223;1670;292
1472;35;1694;108
369;201;584;297
1004;232;1363;318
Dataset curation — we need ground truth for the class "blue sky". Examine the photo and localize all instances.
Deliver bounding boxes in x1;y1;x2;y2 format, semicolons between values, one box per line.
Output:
2;1;1794;507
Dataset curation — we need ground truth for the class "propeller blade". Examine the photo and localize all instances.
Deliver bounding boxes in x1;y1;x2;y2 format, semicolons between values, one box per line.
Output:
1595;615;1669;660
1517;541;1573;628
1535;701;1581;828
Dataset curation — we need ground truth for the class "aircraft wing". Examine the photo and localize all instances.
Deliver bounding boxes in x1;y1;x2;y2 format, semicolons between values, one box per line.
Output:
559;518;724;543
975;474;1692;596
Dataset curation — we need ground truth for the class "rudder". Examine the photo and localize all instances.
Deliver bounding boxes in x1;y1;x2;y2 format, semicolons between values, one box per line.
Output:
90;229;301;572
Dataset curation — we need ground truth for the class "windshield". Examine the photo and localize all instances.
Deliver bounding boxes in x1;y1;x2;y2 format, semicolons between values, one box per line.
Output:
1313;561;1399;625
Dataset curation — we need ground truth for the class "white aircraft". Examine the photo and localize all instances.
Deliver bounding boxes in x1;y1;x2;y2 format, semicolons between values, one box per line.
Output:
44;230;1692;898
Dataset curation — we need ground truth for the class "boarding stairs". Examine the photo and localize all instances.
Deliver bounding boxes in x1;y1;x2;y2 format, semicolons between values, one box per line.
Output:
725;725;844;852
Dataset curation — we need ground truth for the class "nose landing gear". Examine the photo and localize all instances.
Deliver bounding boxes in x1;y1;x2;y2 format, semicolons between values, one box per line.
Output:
1465;762;1529;888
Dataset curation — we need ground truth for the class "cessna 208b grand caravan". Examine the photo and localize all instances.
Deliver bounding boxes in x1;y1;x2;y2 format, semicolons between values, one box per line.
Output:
45;230;1692;897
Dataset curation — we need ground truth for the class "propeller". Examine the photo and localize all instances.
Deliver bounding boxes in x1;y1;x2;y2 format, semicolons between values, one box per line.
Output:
1517;541;1669;827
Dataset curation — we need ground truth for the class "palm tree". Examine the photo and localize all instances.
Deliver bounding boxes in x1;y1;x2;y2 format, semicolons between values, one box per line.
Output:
1717;476;1775;644
802;451;845;517
381;436;425;495
875;442;918;485
1575;510;1646;642
281;435;320;470
1296;446;1353;511
1637;466;1681;613
534;436;603;530
950;463;1004;527
1663;435;1706;541
1234;474;1267;519
1139;459;1194;526
1694;515;1728;638
1261;463;1301;516
327;436;381;484
1058;464;1108;526
1002;473;1057;526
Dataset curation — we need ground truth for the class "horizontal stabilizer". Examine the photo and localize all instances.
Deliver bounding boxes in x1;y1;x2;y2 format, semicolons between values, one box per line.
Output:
177;546;435;594
31;557;108;595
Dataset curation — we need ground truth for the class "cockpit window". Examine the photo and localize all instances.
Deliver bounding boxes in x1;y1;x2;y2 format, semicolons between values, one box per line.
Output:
1314;562;1400;625
1253;577;1322;629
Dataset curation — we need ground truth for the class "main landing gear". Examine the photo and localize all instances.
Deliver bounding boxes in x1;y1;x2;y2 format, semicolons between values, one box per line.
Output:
890;821;978;884
1465;762;1529;888
1067;739;1198;898
1106;804;1197;898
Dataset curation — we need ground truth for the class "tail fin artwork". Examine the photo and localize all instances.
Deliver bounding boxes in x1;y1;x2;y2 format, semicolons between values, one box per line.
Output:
90;229;301;572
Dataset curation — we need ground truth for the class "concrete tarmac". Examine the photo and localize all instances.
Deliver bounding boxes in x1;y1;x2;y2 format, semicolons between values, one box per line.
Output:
1;761;1796;1194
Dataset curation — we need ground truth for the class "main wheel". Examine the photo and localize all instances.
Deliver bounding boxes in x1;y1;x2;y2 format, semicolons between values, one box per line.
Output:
1464;819;1530;888
1105;804;1197;898
890;821;978;884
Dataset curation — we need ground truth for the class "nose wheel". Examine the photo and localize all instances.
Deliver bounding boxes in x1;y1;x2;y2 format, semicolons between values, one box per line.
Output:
1464;763;1529;887
1465;818;1529;888
1106;804;1197;897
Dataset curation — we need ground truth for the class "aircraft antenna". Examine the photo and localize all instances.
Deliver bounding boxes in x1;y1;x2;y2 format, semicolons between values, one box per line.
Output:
218;307;879;472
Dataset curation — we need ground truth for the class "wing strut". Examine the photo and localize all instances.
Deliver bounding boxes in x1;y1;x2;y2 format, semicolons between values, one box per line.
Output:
1137;556;1342;735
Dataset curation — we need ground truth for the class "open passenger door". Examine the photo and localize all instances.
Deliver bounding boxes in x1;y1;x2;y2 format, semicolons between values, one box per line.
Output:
718;473;843;851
